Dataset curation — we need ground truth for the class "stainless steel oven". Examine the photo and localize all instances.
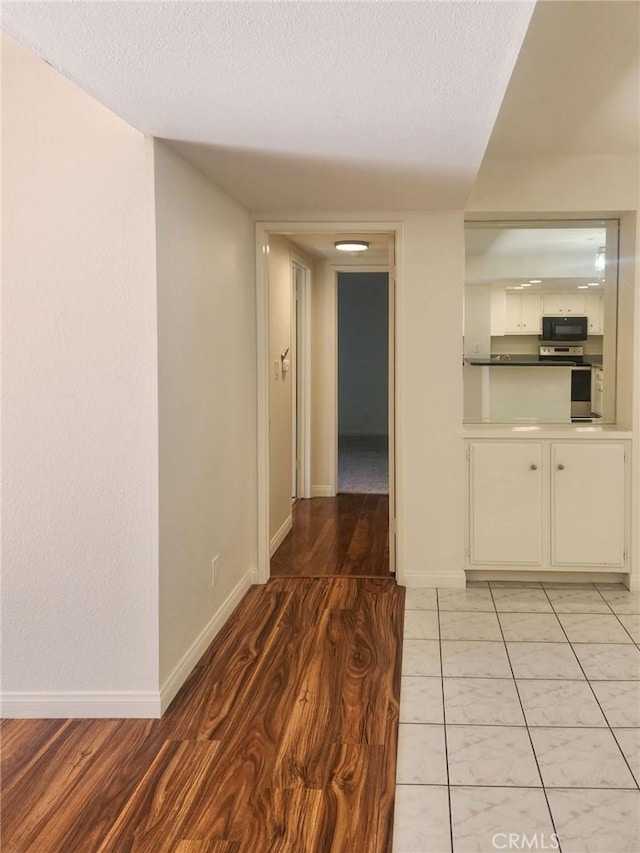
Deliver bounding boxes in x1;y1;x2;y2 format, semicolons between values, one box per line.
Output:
539;346;592;419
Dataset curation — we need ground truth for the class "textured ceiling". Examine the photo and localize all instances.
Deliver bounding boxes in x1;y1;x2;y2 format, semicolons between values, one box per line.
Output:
484;0;640;156
1;1;535;211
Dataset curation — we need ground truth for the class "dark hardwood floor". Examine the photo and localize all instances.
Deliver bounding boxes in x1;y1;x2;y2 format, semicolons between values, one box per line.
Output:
1;576;405;853
270;495;390;578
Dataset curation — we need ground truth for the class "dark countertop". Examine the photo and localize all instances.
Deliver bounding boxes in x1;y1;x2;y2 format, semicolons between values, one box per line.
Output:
466;359;578;367
466;353;603;368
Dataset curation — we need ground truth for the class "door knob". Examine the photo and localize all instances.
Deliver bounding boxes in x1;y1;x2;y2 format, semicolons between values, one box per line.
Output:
530;464;537;470
557;464;565;470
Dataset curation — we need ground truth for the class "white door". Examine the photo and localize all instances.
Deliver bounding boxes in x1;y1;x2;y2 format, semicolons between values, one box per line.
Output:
551;442;626;566
469;442;544;565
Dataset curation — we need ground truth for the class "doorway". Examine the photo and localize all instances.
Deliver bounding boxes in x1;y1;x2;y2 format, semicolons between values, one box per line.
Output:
255;224;400;583
337;272;390;495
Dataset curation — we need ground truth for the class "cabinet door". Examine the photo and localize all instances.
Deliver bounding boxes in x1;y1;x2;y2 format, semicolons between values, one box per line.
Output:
551;443;625;566
504;293;522;333
586;292;603;335
543;293;564;314
520;293;542;334
563;293;587;314
470;442;544;565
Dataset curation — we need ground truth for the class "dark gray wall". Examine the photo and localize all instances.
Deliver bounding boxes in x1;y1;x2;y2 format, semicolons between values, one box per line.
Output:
338;272;389;436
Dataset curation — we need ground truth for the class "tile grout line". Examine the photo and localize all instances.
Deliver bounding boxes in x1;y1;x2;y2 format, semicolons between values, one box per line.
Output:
436;589;455;853
541;585;640;794
490;584;564;853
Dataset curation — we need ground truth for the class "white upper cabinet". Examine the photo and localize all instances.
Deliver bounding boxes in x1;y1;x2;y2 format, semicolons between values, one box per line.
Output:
504;292;542;334
542;292;587;315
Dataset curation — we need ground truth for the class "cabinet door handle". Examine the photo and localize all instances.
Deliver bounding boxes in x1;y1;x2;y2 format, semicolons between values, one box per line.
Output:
557;464;565;470
530;464;538;470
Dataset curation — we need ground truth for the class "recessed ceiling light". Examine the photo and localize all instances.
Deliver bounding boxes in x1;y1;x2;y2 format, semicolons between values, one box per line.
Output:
520;283;532;287
577;285;589;289
587;282;600;286
334;240;369;252
528;279;542;284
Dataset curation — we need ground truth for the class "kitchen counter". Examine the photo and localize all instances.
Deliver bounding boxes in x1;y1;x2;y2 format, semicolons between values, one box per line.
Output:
467;358;578;367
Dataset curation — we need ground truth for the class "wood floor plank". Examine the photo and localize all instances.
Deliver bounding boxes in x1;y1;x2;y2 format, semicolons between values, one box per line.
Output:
3;719;163;853
272;608;357;788
1;576;404;852
0;718;71;796
162;586;291;741
96;740;221;853
271;495;391;578
2;720;122;850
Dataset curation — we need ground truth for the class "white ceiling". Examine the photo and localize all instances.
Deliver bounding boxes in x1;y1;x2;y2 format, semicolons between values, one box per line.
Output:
1;0;535;212
483;0;640;156
465;223;609;290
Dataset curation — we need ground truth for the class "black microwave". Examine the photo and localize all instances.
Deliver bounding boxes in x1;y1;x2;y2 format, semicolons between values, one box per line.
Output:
541;315;588;342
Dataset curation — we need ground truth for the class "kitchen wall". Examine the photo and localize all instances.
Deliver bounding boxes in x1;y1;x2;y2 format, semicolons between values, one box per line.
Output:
338;272;389;437
467;150;639;586
154;142;257;703
1;36;160;715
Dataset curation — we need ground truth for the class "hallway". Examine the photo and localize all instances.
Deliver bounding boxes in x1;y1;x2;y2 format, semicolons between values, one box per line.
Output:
1;576;404;852
271;495;391;578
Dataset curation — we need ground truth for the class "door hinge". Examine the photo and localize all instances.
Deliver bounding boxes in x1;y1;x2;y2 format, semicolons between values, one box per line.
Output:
390;518;397;534
466;446;471;461
466;547;471;560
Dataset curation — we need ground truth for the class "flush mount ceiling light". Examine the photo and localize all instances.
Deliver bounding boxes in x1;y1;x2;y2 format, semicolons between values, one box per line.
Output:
334;240;369;252
595;247;606;271
528;279;542;284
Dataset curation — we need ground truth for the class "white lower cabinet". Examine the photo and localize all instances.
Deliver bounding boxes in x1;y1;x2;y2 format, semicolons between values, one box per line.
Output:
468;440;628;571
551;443;625;566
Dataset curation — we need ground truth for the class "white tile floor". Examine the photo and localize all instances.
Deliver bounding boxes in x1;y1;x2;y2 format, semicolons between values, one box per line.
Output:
393;581;640;853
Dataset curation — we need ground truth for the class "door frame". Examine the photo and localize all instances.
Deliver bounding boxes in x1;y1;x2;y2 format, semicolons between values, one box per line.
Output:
291;257;312;500
254;220;404;585
334;264;396;574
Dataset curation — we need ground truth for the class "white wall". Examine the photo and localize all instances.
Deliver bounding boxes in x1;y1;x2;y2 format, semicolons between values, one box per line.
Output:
400;214;466;587
311;259;337;497
338;273;389;436
1;37;160;716
466;154;639;214
153;142;257;701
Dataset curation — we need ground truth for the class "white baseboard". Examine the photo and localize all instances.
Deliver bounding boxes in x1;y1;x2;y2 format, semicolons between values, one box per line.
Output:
160;568;253;713
311;485;334;497
0;569;257;720
402;571;467;589
270;515;292;556
0;691;162;719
